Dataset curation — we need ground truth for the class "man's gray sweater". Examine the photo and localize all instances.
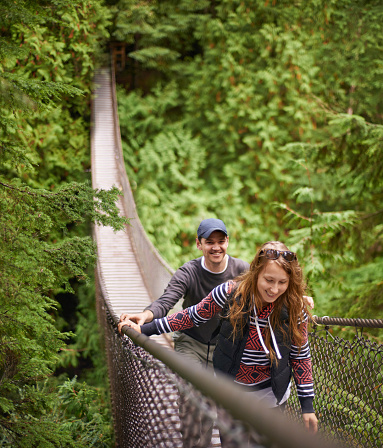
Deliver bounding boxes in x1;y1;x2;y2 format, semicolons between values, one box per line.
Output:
145;256;249;344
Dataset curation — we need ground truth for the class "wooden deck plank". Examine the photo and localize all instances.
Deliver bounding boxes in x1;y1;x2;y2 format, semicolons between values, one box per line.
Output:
91;68;170;348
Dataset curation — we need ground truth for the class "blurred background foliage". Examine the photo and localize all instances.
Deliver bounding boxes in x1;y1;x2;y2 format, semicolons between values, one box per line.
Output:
113;0;383;324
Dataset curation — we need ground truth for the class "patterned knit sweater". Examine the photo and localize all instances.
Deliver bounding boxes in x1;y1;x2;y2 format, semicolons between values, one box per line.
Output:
141;280;315;413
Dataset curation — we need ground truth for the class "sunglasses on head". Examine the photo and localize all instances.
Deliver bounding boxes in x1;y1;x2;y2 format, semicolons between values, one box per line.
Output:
259;249;297;262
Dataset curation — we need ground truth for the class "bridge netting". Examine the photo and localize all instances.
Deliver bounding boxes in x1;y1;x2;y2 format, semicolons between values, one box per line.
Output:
91;63;383;448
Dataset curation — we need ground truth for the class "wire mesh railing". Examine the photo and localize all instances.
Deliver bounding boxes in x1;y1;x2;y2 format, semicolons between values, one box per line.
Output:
97;263;382;448
96;277;347;448
283;317;383;448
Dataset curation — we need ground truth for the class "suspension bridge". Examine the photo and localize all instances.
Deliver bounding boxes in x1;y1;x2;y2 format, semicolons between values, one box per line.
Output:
91;64;383;448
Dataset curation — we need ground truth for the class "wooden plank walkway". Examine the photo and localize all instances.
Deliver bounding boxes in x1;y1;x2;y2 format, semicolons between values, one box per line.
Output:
91;66;221;447
91;67;168;346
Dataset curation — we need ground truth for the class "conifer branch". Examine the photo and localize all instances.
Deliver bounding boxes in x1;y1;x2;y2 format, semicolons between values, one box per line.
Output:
283;205;313;222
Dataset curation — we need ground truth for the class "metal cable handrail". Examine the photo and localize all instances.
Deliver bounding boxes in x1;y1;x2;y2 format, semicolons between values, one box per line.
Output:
313;316;383;328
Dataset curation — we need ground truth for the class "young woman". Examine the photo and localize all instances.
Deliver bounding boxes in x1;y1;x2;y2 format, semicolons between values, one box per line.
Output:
120;241;318;435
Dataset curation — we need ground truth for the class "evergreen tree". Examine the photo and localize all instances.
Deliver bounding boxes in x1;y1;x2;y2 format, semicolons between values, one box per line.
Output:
1;0;123;445
277;0;383;321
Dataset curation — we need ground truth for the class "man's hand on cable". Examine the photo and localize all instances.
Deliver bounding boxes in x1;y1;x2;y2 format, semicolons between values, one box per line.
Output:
119;309;154;326
118;318;142;334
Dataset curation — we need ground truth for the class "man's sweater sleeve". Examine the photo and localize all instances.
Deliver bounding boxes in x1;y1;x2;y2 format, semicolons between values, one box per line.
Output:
144;265;190;319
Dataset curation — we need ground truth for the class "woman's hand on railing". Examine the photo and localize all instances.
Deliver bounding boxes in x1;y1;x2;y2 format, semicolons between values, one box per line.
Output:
119;309;154;325
302;413;318;434
118;318;142;334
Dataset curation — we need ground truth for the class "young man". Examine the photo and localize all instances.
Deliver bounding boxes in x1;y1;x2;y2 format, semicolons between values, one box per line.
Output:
119;218;249;367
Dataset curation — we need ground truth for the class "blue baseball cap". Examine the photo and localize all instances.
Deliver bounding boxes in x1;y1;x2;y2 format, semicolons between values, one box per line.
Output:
197;218;228;239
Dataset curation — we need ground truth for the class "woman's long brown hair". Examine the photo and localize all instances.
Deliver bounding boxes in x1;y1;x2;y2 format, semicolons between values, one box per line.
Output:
228;241;310;363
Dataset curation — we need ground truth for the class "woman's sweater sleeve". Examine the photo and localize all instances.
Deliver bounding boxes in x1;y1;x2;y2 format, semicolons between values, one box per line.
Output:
141;281;233;336
141;320;162;336
290;312;315;414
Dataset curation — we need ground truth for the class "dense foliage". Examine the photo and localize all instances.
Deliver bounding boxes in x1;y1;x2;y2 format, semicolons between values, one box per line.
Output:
0;0;123;445
114;0;383;325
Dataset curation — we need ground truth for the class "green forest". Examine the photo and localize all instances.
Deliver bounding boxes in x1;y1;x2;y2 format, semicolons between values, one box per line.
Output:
1;0;382;446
